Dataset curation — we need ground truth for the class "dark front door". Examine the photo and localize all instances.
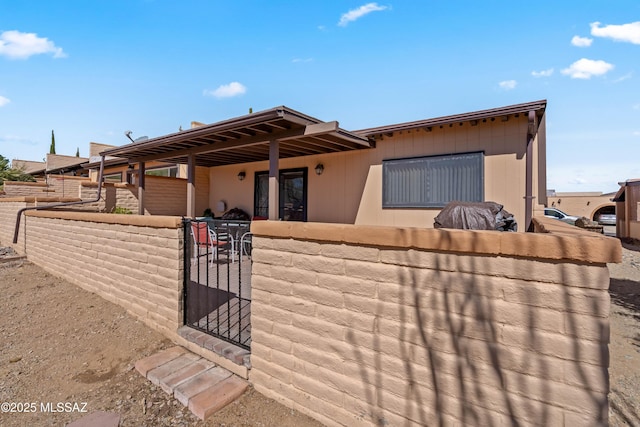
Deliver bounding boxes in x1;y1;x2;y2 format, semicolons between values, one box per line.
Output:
254;168;307;221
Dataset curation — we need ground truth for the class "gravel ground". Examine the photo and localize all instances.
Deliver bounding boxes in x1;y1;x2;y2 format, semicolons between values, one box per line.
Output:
0;241;639;426
608;239;640;426
0;259;323;427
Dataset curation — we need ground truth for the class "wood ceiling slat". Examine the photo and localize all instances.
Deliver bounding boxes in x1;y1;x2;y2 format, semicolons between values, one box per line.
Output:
103;107;372;168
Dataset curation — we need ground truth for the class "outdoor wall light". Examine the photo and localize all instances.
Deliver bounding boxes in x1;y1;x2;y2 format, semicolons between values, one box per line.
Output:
237;171;246;181
315;164;324;175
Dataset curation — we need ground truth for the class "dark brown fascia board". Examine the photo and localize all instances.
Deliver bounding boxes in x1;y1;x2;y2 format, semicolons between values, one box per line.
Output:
355;99;547;137
100;106;317;157
82;157;129;169
101;106;372;161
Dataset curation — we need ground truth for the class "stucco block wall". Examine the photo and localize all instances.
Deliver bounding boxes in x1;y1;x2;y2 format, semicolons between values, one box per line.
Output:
142;167;210;216
22;211;184;335
83;166;209;216
0;199;31;252
249;218;620;427
2;181;50;197
46;175;89;197
3;177;90;198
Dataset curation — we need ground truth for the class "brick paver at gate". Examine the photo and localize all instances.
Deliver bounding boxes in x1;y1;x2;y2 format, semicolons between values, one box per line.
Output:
134;346;248;421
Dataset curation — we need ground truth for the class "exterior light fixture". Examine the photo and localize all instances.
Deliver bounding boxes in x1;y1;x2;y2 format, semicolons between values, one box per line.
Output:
315;164;324;175
237;171;246;181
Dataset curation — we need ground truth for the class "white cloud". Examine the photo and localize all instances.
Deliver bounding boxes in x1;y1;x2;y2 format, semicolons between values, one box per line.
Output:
569;177;588;185
0;30;66;59
0;96;9;107
203;82;247;99
613;72;633;83
590;21;640;45
499;80;517;90
571;35;593;47
338;3;388;27
561;58;614;79
634;131;640;136
532;68;554;78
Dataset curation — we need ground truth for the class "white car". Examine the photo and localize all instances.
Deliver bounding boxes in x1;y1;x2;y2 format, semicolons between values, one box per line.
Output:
544;208;579;225
597;213;616;226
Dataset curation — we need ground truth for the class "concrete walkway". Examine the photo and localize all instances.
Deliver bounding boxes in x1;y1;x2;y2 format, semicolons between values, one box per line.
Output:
134;346;248;421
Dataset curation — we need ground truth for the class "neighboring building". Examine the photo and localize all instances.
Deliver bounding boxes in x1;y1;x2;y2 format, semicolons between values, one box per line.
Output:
11;154;89;178
613;179;640;239
85;143;186;184
44;153;89;177
11;159;46;178
102;100;548;231
546;190;616;221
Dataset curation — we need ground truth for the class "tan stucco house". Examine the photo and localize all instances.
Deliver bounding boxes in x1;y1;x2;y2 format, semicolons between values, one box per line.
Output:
101;99;548;231
546;190;616;221
1;98;621;426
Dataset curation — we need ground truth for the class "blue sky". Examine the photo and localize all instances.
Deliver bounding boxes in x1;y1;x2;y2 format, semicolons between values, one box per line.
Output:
1;1;638;193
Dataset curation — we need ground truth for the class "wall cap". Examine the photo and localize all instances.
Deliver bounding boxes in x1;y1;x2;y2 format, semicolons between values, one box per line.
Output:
0;196;80;203
3;181;48;187
25;210;182;228
251;216;621;264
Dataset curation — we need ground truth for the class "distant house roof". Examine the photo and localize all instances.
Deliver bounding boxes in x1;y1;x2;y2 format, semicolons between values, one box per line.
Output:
356;99;547;138
45;153;89;174
101;106;373;168
11;159;46;175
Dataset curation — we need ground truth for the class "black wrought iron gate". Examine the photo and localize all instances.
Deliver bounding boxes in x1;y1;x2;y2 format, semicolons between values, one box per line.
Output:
183;218;252;350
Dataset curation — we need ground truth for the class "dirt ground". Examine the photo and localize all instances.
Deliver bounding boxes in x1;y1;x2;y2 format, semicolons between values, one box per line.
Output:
1;241;639;427
0;257;323;427
607;239;640;426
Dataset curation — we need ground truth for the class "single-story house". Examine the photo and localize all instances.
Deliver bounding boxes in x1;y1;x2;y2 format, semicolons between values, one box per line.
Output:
546;190;616;222
101;99;548;231
1;99;622;426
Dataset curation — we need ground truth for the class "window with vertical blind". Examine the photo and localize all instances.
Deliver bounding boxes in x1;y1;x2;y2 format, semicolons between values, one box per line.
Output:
382;152;484;208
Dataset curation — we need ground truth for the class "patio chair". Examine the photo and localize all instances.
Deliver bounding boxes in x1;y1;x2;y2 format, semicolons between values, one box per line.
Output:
240;231;253;259
190;222;235;265
211;228;236;264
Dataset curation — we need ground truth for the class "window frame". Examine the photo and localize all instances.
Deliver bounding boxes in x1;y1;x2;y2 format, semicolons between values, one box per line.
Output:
382;151;484;208
103;172;123;183
254;167;308;221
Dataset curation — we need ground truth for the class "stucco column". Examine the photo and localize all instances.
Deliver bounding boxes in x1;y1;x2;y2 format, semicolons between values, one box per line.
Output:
269;140;279;220
187;153;196;218
137;162;145;215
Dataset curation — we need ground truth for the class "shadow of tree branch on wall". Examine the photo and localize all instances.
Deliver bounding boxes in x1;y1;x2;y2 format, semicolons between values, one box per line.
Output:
343;231;611;426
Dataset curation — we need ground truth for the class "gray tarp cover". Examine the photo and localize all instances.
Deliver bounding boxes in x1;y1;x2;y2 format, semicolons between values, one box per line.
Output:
434;201;517;231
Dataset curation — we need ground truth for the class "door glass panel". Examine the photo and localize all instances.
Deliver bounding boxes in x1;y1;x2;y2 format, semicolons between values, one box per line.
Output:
281;170;306;221
254;174;269;218
254;168;307;221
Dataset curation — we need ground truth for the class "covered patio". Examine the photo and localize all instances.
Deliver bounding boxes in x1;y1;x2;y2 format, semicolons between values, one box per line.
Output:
101;106;373;219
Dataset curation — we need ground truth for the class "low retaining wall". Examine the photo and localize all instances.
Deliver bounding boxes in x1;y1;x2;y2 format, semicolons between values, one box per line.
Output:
0;197;80;253
23;211;184;336
3;181;50;197
249;217;621;427
0;201;248;377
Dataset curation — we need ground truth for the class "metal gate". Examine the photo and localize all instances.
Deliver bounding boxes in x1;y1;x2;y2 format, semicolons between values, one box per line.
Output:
183;218;252;350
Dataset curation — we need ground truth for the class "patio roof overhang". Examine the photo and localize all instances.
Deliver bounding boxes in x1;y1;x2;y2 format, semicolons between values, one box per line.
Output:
101;106;373;167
